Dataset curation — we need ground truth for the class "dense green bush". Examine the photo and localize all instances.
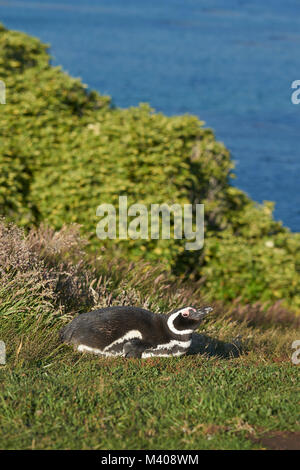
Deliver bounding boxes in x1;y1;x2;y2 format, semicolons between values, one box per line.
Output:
0;24;299;312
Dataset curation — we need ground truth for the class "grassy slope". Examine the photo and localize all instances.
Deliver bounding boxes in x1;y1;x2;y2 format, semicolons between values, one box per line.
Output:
0;223;299;450
0;329;299;450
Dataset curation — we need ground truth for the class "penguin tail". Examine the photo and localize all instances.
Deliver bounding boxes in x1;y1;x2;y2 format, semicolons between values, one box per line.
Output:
59;326;66;343
59;325;72;344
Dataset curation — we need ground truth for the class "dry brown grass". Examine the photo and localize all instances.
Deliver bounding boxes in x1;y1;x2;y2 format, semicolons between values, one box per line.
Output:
1;217;299;332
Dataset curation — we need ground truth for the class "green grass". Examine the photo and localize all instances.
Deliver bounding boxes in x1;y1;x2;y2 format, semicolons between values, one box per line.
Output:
0;221;299;450
0;320;299;450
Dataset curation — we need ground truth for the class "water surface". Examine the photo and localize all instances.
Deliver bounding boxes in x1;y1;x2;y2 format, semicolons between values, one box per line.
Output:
1;0;300;230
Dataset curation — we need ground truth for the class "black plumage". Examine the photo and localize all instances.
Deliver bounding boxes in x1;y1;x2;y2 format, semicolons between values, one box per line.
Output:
60;305;212;358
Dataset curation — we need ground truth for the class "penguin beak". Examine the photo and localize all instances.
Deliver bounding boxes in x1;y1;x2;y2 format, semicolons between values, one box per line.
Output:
189;306;213;321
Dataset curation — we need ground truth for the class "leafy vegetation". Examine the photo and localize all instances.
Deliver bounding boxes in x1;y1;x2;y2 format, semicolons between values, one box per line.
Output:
0;24;300;312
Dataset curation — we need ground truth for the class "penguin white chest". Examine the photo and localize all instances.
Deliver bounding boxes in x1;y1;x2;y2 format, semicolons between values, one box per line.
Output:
77;330;143;357
141;339;192;358
77;331;192;358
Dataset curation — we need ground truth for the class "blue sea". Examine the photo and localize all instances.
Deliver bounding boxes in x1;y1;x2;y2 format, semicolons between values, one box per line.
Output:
1;0;300;231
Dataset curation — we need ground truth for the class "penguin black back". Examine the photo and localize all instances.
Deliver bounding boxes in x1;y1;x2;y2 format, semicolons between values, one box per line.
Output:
60;305;213;358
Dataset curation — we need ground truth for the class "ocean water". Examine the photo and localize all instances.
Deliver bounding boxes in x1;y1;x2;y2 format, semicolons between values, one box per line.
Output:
1;0;300;231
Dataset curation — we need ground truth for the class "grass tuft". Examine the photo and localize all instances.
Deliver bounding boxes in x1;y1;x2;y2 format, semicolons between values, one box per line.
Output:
0;219;299;449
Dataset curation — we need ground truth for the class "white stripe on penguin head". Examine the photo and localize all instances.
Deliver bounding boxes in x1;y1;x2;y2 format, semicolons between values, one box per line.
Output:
167;308;194;336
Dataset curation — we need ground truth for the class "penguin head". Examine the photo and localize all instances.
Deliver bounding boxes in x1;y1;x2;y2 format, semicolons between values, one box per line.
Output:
167;306;213;336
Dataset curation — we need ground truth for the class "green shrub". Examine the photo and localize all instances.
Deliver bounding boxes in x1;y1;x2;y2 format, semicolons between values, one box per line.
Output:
0;24;299;312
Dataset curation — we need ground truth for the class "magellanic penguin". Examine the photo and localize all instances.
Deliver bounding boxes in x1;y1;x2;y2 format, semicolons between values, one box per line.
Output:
59;305;213;358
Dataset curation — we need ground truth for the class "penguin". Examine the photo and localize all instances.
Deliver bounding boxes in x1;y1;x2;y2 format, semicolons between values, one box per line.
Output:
59;305;213;358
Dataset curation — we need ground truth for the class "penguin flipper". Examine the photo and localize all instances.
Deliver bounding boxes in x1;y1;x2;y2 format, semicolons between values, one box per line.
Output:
123;339;150;358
